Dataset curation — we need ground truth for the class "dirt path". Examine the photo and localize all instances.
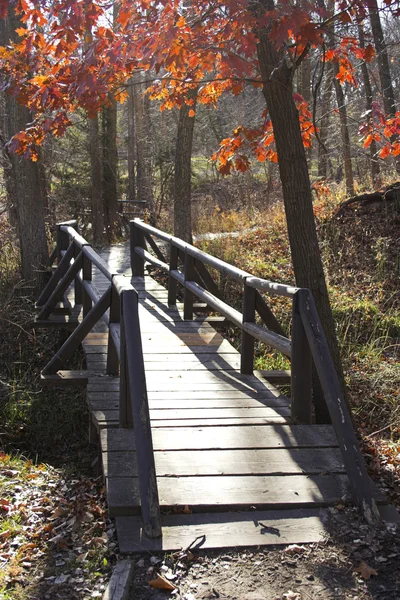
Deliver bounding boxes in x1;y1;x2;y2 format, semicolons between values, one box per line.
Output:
128;509;400;600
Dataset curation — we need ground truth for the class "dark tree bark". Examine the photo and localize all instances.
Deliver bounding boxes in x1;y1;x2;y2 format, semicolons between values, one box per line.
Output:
333;63;355;196
368;0;399;173
255;1;348;422
174;88;198;243
0;13;48;292
358;23;380;185
317;67;333;179
89;114;105;244
102;99;119;242
133;73;155;222
127;80;136;203
368;0;397;120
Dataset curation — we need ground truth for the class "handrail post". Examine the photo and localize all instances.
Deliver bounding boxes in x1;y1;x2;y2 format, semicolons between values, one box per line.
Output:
56;223;69;265
130;220;145;277
291;290;313;424
82;249;92;318
107;277;120;376
119;292;133;428
183;250;194;320
298;289;380;523
73;241;83;306
168;242;178;306
122;289;161;538
241;278;256;374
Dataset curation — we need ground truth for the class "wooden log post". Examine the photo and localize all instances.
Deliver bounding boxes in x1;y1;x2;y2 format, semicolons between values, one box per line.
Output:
121;289;161;538
42;286;111;374
119;299;133;428
73;242;83;306
107;278;120;376
130;221;145;277
298;289;380;523
183;250;195;320
241;279;256;375
291;290;313;424
56;223;70;265
38;252;83;321
168;243;179;306
36;243;75;308
82;251;93;318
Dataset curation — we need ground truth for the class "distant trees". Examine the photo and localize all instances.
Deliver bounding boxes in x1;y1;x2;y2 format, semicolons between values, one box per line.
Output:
0;0;399;299
0;7;48;291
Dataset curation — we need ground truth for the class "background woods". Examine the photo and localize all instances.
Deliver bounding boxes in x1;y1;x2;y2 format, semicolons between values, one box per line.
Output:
0;1;399;595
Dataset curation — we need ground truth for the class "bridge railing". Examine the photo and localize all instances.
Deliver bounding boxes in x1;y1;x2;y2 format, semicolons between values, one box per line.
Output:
37;220;161;538
130;218;379;523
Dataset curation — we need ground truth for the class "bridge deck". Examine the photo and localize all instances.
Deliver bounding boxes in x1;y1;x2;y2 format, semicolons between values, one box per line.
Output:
79;250;354;551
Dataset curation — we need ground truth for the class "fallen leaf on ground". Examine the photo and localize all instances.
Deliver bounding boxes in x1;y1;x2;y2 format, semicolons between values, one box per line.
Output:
354;561;378;580
148;574;178;591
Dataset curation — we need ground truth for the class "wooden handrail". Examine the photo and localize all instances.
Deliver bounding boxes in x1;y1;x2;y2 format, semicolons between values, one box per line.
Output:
39;221;161;538
130;218;379;523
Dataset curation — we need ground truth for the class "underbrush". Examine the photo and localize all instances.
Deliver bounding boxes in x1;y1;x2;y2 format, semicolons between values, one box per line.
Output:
0;223;93;471
0;221;108;599
196;192;400;441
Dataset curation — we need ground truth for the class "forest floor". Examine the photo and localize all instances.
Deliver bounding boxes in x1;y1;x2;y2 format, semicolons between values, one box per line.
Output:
0;193;399;599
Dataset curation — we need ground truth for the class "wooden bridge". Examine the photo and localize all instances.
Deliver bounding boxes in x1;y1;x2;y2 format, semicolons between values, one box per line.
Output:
34;219;396;552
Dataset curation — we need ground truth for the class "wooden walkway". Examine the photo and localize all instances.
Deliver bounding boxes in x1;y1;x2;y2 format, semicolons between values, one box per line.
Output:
81;250;343;551
36;221;398;553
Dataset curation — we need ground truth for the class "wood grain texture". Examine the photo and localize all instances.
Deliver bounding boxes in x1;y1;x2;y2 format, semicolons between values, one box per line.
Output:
115;508;330;552
100;424;339;452
102;447;345;478
107;473;350;514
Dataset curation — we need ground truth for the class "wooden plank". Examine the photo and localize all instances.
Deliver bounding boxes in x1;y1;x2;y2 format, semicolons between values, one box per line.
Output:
84;340;236;353
102;560;133;600
100;424;339;452
148;407;290;419
102;447;345;478
116;508;330;552
88;379;271;393
40;371;89;386
87;352;239;363
88;392;289;407
96;414;289;428
256;370;291;385
107;473;350;514
88;358;242;371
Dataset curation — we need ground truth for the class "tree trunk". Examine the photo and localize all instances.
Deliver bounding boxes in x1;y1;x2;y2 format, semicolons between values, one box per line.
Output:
368;0;397;120
174;89;198;243
333;64;355;196
133;73;155;222
102;99;119;242
89;114;105;244
368;0;399;173
358;23;380;186
0;14;48;292
127;79;136;203
318;66;333;179
255;8;347;423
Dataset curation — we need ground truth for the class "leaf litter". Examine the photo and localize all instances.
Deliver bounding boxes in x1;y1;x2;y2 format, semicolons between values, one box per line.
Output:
0;451;115;599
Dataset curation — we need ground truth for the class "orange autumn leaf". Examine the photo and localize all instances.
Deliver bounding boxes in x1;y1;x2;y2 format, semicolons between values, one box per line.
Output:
148;574;177;591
